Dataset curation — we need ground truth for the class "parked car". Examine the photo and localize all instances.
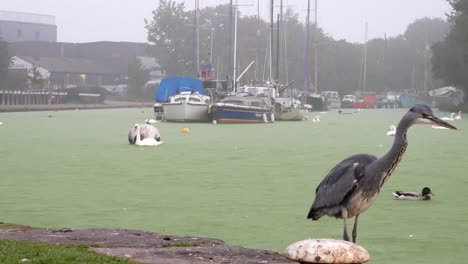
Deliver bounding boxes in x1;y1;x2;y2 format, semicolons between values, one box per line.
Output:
341;94;356;108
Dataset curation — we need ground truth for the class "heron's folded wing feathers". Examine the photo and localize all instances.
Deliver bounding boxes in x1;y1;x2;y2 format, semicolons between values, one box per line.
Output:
312;162;359;210
312;154;377;210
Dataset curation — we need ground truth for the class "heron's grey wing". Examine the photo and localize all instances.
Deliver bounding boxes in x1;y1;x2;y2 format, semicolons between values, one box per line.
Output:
310;154;377;212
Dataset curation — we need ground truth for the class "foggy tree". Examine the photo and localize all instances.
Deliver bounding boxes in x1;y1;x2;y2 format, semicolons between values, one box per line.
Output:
28;65;46;89
405;18;450;52
0;39;10;90
432;0;468;91
127;57;150;100
145;0;193;75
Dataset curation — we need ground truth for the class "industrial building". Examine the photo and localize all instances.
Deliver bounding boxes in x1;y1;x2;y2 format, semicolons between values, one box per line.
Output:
0;10;57;42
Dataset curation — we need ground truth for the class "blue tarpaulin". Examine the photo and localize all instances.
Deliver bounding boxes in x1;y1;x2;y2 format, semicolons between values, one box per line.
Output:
155;77;206;102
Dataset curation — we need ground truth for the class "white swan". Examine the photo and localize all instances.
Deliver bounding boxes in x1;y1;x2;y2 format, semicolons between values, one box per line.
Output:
441;113;455;121
386;125;396;136
0;121;3;125
128;123;161;144
133;124;162;146
455;111;462;120
312;116;321;123
145;118;158;124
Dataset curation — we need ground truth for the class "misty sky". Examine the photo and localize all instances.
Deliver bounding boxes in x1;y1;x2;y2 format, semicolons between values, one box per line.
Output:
2;0;451;43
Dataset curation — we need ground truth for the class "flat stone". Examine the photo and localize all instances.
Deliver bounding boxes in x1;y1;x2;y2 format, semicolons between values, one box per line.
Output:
284;239;370;263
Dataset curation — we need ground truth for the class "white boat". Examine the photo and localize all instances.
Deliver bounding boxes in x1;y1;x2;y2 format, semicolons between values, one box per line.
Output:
274;97;309;121
162;91;211;122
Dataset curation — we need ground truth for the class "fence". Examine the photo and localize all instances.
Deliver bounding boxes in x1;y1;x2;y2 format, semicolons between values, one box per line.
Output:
0;90;101;105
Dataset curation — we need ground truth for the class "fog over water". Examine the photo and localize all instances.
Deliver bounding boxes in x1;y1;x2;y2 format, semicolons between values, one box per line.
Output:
1;0;450;43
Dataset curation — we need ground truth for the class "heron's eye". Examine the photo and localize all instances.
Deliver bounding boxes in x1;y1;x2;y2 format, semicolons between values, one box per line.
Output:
422;113;429;118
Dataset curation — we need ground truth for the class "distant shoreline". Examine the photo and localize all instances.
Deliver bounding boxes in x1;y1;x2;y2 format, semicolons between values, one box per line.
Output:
0;101;154;113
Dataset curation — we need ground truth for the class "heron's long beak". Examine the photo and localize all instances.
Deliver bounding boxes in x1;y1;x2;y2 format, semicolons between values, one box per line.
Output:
427;115;457;130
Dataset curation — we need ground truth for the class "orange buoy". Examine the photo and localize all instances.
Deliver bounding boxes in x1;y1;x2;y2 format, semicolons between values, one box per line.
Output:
181;127;190;134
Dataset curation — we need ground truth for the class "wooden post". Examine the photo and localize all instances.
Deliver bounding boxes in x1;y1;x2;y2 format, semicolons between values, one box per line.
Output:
15;91;19;105
0;90;4;105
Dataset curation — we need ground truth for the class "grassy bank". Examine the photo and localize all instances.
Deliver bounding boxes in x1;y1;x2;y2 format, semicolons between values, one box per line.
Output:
0;240;134;264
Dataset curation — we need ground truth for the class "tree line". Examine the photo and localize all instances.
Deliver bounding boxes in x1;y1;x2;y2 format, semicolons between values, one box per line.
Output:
146;0;453;96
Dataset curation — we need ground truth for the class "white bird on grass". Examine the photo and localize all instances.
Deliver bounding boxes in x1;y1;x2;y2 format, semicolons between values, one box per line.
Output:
455;111;462;120
312;116;321;123
132;124;162;146
441;113;455;121
386;125;396;136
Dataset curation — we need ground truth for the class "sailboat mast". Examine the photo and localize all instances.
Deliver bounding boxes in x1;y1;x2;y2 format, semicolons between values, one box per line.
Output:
232;0;239;92
363;21;368;91
228;0;233;82
303;0;311;92
275;13;280;86
210;27;214;64
255;0;260;81
269;0;274;83
196;0;200;75
313;0;318;93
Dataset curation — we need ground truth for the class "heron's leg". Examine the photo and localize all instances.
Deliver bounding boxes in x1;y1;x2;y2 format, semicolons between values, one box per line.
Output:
352;214;359;243
341;208;350;242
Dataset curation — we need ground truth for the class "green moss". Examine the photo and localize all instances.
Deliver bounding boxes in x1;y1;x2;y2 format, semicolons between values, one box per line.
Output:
0;239;137;264
163;241;197;248
0;223;38;231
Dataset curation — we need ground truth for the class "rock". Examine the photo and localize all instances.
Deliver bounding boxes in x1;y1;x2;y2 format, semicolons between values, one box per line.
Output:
284;239;370;263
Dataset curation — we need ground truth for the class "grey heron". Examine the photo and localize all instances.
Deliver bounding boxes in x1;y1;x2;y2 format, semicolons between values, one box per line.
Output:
307;104;456;243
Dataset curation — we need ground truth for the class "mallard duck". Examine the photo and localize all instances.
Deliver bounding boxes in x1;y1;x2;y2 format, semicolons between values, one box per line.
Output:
392;187;435;200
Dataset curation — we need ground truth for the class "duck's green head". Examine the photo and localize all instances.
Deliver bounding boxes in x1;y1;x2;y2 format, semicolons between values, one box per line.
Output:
422;187;435;196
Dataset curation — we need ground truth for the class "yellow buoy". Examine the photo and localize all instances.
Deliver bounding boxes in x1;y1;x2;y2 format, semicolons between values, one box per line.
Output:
181;127;190;134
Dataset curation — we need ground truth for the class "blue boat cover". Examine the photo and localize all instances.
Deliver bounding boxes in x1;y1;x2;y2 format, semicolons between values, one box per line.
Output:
155;77;206;102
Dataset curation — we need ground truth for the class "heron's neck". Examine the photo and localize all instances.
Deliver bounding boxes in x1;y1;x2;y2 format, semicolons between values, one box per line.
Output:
373;122;409;186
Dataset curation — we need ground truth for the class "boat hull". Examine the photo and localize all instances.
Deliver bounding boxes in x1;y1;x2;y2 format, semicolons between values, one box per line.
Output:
162;102;210;122
275;108;308;121
327;99;341;109
153;103;165;121
400;94;438;109
212;103;274;123
303;96;327;111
